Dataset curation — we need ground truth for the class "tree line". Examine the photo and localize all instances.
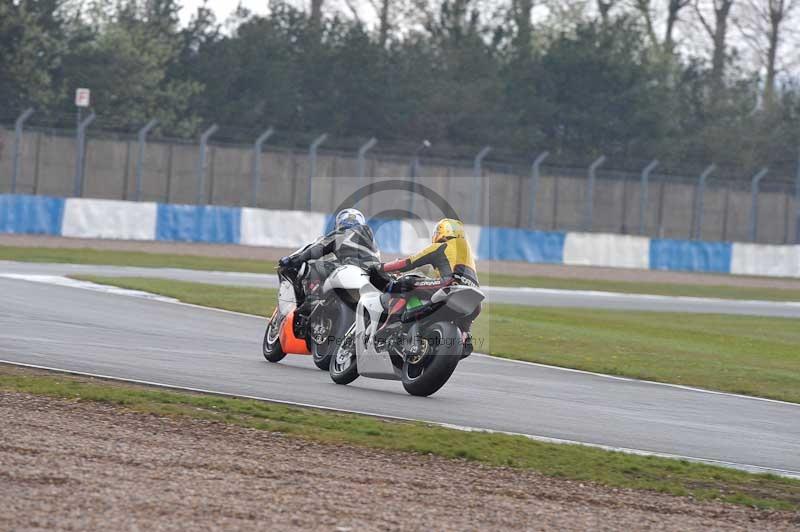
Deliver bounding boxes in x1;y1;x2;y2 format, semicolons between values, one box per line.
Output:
1;0;799;177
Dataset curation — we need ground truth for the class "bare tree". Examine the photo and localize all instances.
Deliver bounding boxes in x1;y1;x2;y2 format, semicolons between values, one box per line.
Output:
734;0;799;107
377;0;391;47
310;0;325;33
597;0;619;23
694;0;735;95
538;0;589;35
631;0;659;47
664;0;692;51
511;0;534;55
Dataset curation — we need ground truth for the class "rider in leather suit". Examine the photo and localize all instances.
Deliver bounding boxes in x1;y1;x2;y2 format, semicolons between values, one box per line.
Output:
279;208;379;313
369;218;480;356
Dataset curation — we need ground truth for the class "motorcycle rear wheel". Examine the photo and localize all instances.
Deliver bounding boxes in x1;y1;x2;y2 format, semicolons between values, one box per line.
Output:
330;327;359;385
311;315;335;370
401;322;461;397
312;300;355;370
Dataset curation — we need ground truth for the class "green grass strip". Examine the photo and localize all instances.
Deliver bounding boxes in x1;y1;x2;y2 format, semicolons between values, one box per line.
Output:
1;366;798;511
3;245;800;301
0;245;273;273
482;272;800;302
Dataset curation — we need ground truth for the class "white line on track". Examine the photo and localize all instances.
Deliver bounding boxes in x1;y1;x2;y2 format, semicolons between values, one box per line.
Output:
2;358;798;480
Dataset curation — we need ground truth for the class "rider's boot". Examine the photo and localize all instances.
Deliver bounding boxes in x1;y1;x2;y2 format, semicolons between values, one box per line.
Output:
461;331;474;359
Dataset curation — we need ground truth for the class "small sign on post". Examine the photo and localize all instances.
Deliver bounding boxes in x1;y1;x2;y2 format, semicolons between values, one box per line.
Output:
75;88;91;108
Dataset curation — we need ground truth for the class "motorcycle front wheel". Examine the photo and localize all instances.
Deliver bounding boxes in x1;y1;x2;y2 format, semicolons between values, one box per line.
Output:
262;312;287;363
401;322;461;397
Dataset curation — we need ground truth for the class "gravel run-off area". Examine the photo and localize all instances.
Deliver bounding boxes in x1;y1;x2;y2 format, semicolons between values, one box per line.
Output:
2;392;799;531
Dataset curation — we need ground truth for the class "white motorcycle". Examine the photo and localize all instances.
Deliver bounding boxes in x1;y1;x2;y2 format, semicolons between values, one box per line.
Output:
329;273;485;396
308;262;373;368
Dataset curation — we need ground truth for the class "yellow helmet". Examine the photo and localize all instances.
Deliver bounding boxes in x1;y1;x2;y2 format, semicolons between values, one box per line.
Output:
432;218;466;243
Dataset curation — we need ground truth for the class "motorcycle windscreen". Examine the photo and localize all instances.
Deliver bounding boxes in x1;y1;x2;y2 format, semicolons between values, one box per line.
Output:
277;281;297;315
279;310;311;355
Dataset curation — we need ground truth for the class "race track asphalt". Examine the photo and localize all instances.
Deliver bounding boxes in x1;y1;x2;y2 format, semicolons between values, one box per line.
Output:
1;273;799;477
2;260;800;318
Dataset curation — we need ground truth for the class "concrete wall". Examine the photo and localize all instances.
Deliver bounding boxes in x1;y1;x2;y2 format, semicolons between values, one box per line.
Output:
0;127;797;244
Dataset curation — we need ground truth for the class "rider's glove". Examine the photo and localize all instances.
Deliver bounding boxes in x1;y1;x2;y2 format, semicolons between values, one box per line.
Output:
388;276;416;294
367;264;391;291
278;256;295;268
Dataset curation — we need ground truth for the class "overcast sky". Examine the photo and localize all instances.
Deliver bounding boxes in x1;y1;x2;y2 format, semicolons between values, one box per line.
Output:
174;0;798;78
176;0;377;27
177;0;265;26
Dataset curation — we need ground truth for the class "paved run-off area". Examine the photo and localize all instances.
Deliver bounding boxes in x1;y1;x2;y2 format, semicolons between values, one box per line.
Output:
2;392;799;532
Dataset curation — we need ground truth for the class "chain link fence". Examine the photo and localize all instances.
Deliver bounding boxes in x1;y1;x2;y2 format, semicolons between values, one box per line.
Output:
1;118;798;245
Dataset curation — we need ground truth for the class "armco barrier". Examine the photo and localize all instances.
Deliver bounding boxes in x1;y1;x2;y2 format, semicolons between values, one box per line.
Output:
0;195;65;236
1;194;800;279
563;233;650;269
156;204;241;244
649;239;732;274
478;227;566;263
731;243;800;278
62;198;157;240
241;208;327;250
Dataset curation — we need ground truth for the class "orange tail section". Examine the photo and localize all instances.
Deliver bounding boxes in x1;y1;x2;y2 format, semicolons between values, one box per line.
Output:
279;310;311;355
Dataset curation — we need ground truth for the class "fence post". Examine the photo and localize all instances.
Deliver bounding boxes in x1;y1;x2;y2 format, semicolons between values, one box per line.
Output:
195;124;219;205
307;133;328;211
691;164;716;240
408;140;431;217
472;146;492;224
749;167;769;242
583;155;606;231
11;108;34;194
639;159;659;235
251;127;274;207
795;147;800;244
73;111;96;197
357;137;377;206
529;151;549;229
134;119;158;202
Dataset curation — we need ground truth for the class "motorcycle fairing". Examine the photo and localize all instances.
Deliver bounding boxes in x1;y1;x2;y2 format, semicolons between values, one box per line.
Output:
280;309;311;355
354;289;402;380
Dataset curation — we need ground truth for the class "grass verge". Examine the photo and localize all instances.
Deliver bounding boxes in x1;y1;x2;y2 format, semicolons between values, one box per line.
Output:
482;272;800;302
2;364;799;511
74;275;800;404
0;245;272;273
3;244;800;301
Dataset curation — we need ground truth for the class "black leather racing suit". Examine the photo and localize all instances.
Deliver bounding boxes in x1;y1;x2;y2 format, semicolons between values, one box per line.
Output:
289;224;380;310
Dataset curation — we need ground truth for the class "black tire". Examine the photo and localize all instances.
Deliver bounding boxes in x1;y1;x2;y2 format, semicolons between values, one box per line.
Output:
401;322;462;397
311;325;334;370
329;325;359;385
262;313;287;363
311;301;354;370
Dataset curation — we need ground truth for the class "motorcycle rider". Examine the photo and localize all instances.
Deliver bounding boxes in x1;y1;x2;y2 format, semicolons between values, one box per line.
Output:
278;208;379;314
369;218;480;357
